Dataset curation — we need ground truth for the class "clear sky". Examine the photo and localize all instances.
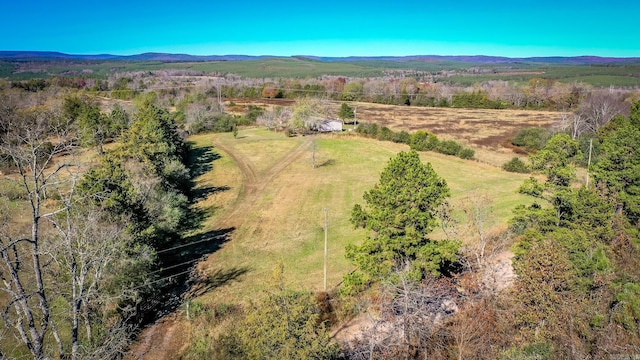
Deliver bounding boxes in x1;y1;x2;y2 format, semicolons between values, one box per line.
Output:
2;0;639;57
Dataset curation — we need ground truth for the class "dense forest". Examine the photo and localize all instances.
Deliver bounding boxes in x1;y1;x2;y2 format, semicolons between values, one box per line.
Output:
1;62;640;359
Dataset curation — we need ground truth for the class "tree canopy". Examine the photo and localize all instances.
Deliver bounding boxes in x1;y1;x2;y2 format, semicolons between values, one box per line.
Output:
592;112;640;224
344;151;460;291
338;102;355;121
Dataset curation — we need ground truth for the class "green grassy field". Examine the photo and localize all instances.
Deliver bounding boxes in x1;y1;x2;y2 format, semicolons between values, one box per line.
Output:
444;63;640;87
188;58;385;78
0;62;16;78
188;128;533;305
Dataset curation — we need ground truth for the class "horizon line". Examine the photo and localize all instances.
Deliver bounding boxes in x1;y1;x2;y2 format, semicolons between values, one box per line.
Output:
2;50;640;60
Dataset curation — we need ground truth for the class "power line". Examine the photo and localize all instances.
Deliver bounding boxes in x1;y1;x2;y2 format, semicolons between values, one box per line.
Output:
155;232;228;254
132;268;195;291
147;258;202;276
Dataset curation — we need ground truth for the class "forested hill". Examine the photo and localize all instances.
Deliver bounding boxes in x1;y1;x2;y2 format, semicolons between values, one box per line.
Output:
299;55;640;65
1;51;640;64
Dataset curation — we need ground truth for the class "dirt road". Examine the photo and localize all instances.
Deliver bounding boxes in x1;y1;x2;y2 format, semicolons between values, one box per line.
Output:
213;136;311;229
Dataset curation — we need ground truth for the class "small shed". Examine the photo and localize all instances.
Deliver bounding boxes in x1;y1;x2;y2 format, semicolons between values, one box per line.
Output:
318;119;343;132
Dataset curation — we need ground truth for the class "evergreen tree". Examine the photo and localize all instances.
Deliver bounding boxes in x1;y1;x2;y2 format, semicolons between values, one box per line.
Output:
338;102;355;122
344;151;459;292
592;115;640;224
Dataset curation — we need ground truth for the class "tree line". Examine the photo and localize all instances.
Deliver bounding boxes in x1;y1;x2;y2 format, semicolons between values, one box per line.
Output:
7;69;636;113
0;89;200;358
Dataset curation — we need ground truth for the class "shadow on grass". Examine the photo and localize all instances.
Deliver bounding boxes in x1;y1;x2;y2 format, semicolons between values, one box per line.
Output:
135;143;240;325
191;185;230;202
158;227;235;271
188;266;250;298
186;144;231;203
187;143;221;179
317;159;336;168
139;228;237;322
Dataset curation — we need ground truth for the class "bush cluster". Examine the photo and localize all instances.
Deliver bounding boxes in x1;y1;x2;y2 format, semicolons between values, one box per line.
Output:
511;127;552;151
355;123;411;144
452;90;507;109
356;124;475;160
502;157;531;173
189;113;253;135
409;130;475;159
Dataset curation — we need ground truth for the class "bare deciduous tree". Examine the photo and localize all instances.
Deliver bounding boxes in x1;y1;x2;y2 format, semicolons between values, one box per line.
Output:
257;106;292;131
461;192;494;268
345;272;457;359
0;105;77;359
0;97;150;359
46;205;152;360
445;298;501;360
571;91;629;137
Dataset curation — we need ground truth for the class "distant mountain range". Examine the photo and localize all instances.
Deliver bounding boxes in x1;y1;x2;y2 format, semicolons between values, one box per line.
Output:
301;55;640;64
1;51;639;65
0;51;277;62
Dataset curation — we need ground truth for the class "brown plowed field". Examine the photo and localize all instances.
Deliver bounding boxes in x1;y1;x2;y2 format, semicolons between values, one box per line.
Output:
232;99;564;150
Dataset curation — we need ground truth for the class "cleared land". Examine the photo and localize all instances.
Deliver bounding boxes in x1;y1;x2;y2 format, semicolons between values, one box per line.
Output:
132;106;551;359
234;99;563;165
190;128;533;304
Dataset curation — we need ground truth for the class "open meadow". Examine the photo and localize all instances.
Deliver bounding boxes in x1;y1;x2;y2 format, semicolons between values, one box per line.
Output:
188;127;534;305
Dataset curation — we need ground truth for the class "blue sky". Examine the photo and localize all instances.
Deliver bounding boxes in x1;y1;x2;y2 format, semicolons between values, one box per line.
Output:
2;0;639;57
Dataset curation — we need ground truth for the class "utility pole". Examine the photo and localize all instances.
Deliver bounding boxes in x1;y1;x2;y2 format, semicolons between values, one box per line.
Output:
323;207;328;291
354;106;357;128
586;138;593;187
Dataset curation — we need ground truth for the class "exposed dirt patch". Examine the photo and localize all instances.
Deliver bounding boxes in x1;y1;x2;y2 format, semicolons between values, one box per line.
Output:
333;250;518;347
126;314;186;360
332;313;376;344
483;250;517;293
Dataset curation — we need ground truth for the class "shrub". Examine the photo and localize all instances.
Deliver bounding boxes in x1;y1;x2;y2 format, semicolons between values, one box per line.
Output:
511;127;552;151
110;89;138;100
355;123;379;137
458;147;475;159
614;282;640;332
393;130;411;144
1;181;27;201
502;157;530;173
218;266;341;359
377;126;394;141
438;98;450;107
245;105;264;122
410;130;439;151
436;140;463;156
